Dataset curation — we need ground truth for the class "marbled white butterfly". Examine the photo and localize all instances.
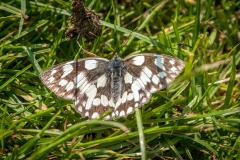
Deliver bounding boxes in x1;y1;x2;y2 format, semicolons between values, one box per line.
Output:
40;53;184;119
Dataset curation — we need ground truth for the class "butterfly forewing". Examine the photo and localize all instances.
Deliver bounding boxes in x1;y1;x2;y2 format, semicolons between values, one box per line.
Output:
40;58;109;100
124;54;185;93
40;60;77;100
40;53;185;120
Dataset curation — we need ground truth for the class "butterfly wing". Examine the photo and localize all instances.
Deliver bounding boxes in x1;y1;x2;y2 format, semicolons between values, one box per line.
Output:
73;68;114;120
103;53;185;119
40;60;80;100
40;58;115;119
40;53;184;120
112;53;185;118
124;53;185;93
109;72;152;119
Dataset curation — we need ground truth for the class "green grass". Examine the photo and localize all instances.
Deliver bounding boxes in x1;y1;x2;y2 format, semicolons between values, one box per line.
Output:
1;0;240;159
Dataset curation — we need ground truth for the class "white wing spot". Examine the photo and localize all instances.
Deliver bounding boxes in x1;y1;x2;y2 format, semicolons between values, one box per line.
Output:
170;66;177;73
127;93;134;101
146;91;151;97
67;94;74;99
155;56;165;70
109;98;114;107
85;98;92;110
66;82;74;91
169;60;175;65
92;112;99;119
166;78;171;84
135;103;139;108
104;115;110;120
115;110;119;116
85;85;97;110
48;77;55;83
158;72;166;79
53;87;59;93
124;72;133;84
59;79;68;86
112;112;116;117
140;71;151;85
51;70;57;75
93;98;100;106
116;98;122;108
78;106;82;112
79;81;89;91
101;95;108;106
119;110;125;117
85;60;98;70
97;74;107;88
75;72;86;88
85;85;97;97
61;64;73;78
139;93;144;99
85;111;89;117
75;99;80;105
82;101;86;107
131;81;141;101
150;86;157;93
132;56;145;66
126;107;133;114
142;67;153;78
142;97;147;103
121;91;128;104
152;75;160;85
136;77;146;90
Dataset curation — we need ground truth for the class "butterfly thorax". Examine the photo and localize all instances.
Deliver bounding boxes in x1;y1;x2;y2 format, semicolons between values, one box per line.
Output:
109;54;126;103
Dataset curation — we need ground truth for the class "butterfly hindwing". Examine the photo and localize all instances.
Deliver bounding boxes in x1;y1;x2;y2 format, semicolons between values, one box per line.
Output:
74;71;114;119
113;77;151;119
40;60;78;100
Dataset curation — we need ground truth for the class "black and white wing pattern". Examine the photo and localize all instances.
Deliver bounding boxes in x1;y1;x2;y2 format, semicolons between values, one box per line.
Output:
40;57;111;118
116;54;185;117
40;53;184;120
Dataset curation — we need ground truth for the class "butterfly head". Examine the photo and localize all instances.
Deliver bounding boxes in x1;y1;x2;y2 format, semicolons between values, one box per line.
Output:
112;53;120;59
111;53;124;70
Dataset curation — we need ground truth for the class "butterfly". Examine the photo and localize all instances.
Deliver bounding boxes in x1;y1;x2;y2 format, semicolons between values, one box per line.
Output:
40;53;185;120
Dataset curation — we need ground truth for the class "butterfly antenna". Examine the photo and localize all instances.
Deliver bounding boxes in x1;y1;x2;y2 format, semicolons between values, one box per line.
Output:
76;33;98;57
120;27;138;48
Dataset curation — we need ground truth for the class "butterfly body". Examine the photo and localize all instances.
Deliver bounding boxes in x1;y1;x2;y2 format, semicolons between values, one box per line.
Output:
109;54;126;103
40;53;184;119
